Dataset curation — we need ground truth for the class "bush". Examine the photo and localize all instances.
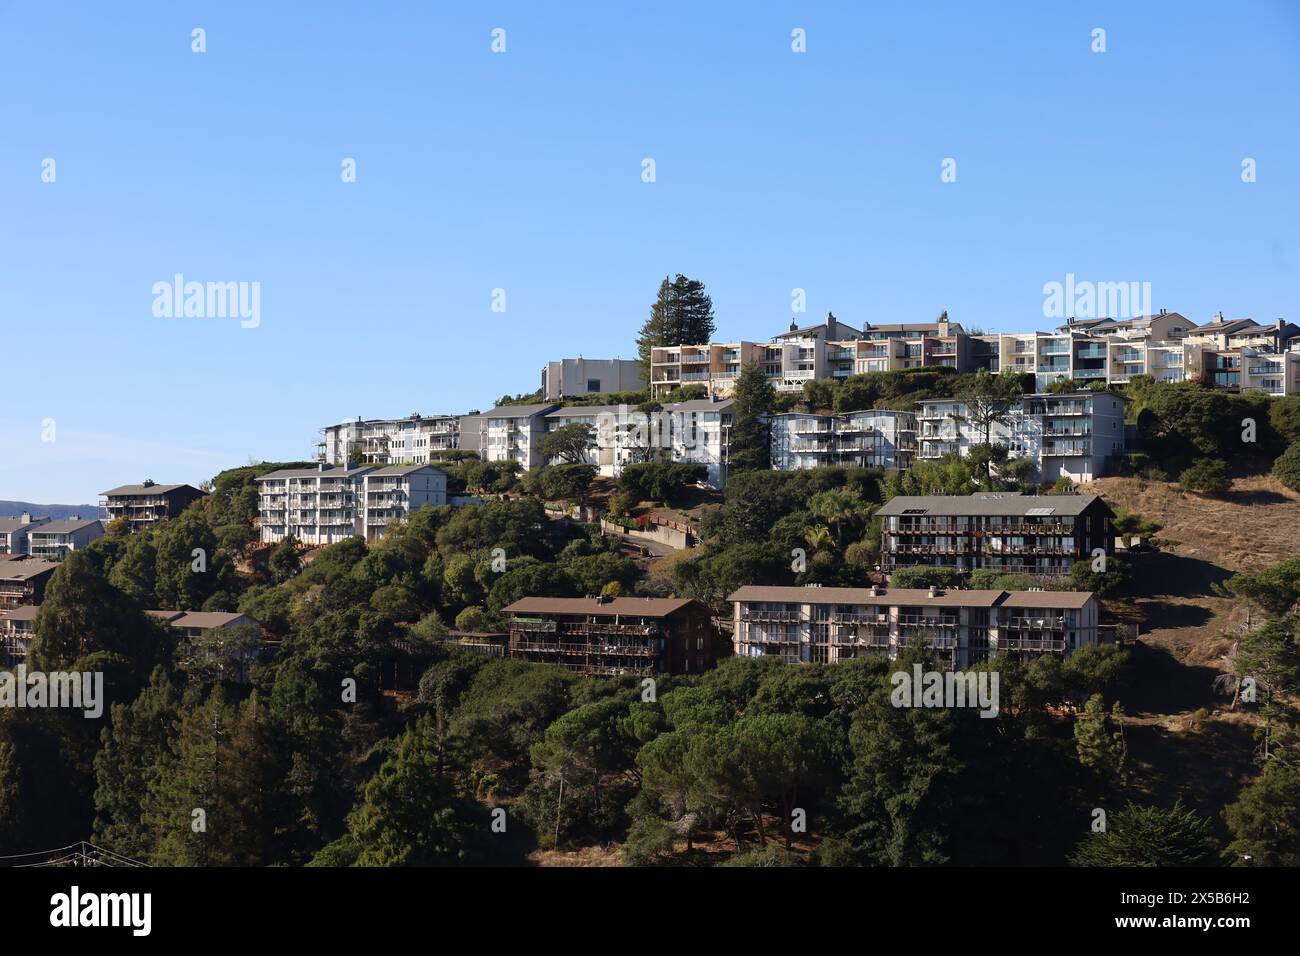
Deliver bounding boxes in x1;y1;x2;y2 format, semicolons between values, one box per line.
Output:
1272;442;1300;493
1179;458;1231;495
1069;554;1132;597
888;566;965;589
618;462;709;506
1052;475;1075;494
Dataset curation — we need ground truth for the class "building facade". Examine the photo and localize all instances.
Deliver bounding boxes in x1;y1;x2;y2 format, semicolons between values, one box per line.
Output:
0;514;50;555
771;409;917;471
317;414;463;467
256;463;448;546
916;390;1126;483
542;358;645;400
100;481;207;532
730;583;1100;667
502;596;715;676
877;492;1115;576
0;561;59;611
27;518;103;560
481;403;561;470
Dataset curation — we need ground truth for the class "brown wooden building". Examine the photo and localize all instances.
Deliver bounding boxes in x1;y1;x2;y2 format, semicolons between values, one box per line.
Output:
501;596;715;677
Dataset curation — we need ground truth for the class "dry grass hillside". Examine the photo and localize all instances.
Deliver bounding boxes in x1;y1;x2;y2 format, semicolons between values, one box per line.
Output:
1076;474;1300;817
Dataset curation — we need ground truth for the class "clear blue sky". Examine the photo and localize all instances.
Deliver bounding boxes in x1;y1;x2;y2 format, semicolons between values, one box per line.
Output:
1;0;1297;503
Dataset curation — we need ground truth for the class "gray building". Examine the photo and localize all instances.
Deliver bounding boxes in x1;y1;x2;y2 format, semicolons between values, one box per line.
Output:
542;358;644;400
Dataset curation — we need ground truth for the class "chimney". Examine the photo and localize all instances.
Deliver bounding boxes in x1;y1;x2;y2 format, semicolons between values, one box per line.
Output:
20;512;31;525
928;585;940;598
143;478;155;488
318;462;331;472
789;319;798;332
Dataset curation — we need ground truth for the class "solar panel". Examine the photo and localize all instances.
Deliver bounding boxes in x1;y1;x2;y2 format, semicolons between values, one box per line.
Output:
902;508;928;515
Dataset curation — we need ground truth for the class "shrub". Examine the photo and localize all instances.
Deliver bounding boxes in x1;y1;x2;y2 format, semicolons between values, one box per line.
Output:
888;566;965;589
1272;442;1300;493
1179;458;1231;495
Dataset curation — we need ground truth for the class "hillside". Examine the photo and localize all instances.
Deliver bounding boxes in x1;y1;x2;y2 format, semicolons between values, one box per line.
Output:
0;500;104;520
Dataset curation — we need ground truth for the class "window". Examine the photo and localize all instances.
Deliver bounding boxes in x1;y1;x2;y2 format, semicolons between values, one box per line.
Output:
587;379;601;393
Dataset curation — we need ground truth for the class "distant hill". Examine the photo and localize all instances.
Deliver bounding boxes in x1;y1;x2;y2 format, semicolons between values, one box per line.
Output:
0;501;105;520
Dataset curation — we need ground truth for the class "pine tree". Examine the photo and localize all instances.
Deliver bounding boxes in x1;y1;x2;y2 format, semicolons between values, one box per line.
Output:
1069;801;1222;866
636;275;716;379
729;360;776;472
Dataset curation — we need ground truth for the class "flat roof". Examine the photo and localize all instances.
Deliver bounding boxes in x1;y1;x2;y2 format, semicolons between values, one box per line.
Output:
503;596;710;619
728;585;1095;610
877;492;1103;518
484;403;560;418
256;465;376;481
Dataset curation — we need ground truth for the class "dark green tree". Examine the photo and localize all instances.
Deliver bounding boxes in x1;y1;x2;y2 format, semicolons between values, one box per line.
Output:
729;360;776;473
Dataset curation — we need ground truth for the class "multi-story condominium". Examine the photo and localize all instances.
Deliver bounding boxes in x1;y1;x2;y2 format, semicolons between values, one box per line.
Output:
916;390;1126;483
27;517;103;560
770;409;917;471
1183;314;1299;351
0;513;50;555
256;463;447;545
481;403;561;470
0;560;59;610
501;595;715;676
538;397;735;488
0;604;39;666
877;492;1115;576
100;481;206;532
1236;347;1300;397
1057;310;1197;342
361;465;447;541
650;341;763;398
542;358;644;400
729;583;1100;667
317;413;463;467
457;414;484;456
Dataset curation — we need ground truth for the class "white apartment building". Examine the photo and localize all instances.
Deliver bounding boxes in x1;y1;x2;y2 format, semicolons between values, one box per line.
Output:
256;463;448;546
916;390;1127;483
482;404;561;470
729;584;1100;667
770;409;917;471
537;398;735;489
317;414;463;466
542;358;644;400
0;513;50;555
27;517;104;560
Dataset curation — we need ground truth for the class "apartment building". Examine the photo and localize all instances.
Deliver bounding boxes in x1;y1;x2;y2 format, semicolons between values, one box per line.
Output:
501;595;715;676
729;583;1100;667
770;409;917;471
100;481;206;532
147;609;260;640
666;397;733;488
256;463;447;545
361;465;447;541
916;390;1126;483
542;358;644;400
481;403;561;470
317;413;463;467
0;604;39;666
27;517;103;560
0;560;59;610
877;492;1115;576
0;513;50;555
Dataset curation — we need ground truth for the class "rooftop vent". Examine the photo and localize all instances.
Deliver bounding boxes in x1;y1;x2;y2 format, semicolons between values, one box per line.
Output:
928;585;941;598
142;479;156;488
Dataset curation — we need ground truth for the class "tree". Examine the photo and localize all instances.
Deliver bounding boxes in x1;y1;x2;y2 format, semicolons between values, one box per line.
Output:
268;536;303;584
1268;397;1300;445
1225;756;1300;865
346;716;488;865
153;508;223;609
1073;693;1128;783
1272;442;1300;493
951;371;1023;480
537;422;595;465
636;275;716;379
1069;801;1222;866
1180;458;1232;495
888;566;964;589
730;360;776;473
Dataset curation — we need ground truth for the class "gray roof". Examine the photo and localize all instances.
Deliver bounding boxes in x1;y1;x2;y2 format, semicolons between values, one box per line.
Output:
503;596;710;618
877;492;1105;518
0;560;61;582
101;483;203;497
0;516;48;533
663;398;735;413
484;403;560;419
728;584;1095;610
256;465;375;481
544;405;625;419
365;464;447;477
1;605;40;622
30;518;102;534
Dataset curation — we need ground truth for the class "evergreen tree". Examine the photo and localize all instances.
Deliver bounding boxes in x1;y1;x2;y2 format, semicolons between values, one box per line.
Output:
636;274;716;378
1074;693;1128;785
1069;801;1222;866
1225;754;1300;865
729;360;776;472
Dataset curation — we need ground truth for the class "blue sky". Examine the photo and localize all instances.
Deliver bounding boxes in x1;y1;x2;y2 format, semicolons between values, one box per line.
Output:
1;0;1297;502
